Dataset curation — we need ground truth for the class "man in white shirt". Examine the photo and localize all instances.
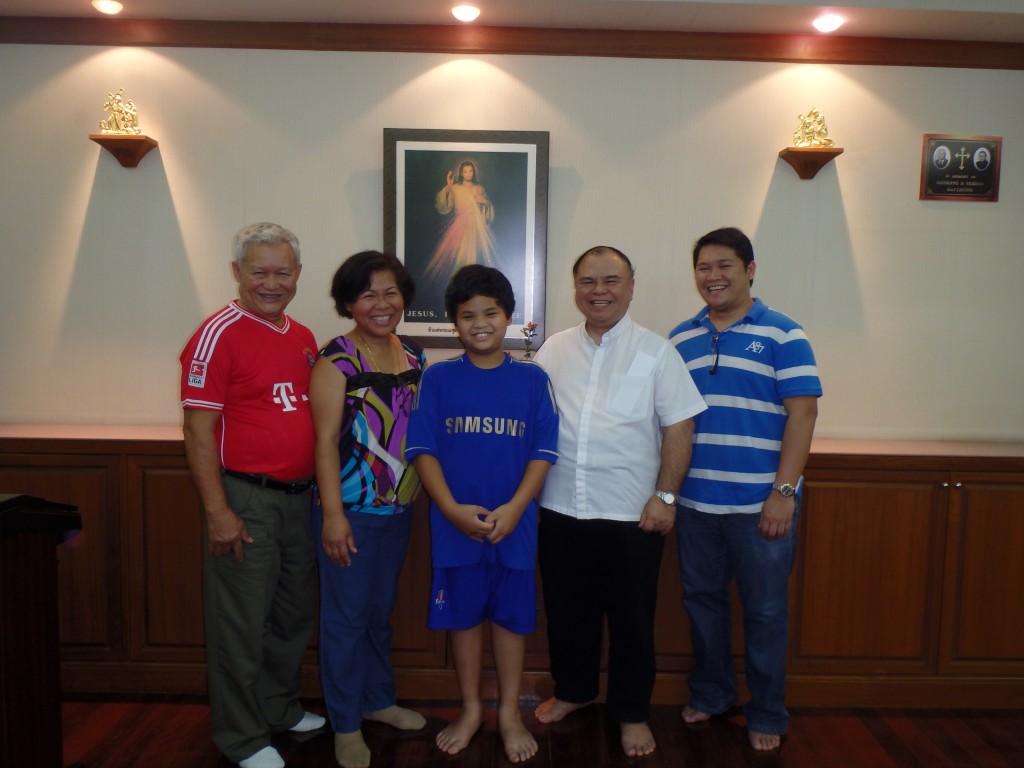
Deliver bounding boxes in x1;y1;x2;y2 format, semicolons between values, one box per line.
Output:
533;246;706;757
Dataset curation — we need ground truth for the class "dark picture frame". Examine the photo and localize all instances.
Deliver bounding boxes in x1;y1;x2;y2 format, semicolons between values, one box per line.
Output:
384;128;549;348
920;134;1001;202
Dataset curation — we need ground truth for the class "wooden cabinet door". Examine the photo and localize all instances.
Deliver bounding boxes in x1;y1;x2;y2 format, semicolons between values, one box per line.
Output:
0;454;121;660
125;455;206;661
790;469;948;674
940;473;1024;675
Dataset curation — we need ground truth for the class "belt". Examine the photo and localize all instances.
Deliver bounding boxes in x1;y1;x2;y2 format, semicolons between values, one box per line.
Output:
222;469;314;495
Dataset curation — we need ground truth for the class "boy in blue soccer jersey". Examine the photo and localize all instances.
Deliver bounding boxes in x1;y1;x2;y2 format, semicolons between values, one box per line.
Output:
405;265;558;763
669;227;822;752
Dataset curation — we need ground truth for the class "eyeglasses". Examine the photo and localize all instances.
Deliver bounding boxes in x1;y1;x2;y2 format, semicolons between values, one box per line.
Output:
709;332;720;375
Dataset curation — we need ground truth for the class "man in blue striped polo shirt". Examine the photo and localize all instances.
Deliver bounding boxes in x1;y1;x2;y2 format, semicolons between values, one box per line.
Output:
669;227;822;752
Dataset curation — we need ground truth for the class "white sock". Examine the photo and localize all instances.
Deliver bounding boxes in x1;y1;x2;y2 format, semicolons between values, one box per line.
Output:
289;711;326;733
238;746;284;768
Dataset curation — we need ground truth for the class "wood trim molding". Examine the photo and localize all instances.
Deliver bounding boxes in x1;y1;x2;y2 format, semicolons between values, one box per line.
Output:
59;662;1024;708
2;17;1023;70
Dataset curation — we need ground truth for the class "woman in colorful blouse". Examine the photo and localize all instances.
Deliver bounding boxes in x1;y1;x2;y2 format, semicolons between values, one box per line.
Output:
310;251;427;768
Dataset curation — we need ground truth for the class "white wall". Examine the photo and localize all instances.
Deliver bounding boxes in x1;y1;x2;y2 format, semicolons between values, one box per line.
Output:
0;44;1021;440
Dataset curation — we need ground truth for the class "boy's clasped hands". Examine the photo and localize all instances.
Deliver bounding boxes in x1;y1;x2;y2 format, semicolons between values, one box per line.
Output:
446;502;525;544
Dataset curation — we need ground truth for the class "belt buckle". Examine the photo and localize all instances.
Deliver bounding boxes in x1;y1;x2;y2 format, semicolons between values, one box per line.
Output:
283;478;311;494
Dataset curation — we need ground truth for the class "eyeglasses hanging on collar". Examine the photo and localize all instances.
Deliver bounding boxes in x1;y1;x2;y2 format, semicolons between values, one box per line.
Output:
709;332;721;375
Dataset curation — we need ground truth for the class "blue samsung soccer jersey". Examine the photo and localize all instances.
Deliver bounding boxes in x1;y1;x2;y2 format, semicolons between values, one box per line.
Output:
405;354;559;569
669;298;822;513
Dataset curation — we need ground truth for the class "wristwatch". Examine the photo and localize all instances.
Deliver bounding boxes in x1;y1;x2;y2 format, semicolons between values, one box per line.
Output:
654;490;678;506
772;482;797;497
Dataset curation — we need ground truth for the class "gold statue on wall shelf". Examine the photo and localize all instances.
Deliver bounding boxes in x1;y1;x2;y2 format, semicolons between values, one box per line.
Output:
792;108;834;148
98;88;142;135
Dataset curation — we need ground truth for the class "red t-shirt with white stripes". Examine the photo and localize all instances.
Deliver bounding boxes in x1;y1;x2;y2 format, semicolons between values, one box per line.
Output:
180;301;317;480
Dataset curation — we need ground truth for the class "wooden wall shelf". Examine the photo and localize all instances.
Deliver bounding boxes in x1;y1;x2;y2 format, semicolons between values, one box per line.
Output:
89;134;158;168
779;146;844;179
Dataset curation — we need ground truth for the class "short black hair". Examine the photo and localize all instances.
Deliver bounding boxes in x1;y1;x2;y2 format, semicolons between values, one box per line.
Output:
571;245;635;277
444;265;515;320
330;251;415;318
691;227;755;286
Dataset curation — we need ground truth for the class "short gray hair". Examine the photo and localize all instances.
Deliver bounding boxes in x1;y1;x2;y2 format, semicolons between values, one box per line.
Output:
232;222;301;265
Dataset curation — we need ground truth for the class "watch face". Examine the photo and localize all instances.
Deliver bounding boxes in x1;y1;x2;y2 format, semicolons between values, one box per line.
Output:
656;491;677;505
774;483;796;497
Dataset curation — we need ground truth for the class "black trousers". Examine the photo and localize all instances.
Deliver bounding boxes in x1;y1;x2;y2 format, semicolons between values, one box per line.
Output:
538;507;665;723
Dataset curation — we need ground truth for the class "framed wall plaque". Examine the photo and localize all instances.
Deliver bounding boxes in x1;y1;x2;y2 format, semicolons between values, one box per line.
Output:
920;134;1001;202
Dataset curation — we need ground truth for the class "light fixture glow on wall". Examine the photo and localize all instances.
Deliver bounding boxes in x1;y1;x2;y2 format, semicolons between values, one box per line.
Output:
92;0;124;14
813;14;845;33
452;5;481;23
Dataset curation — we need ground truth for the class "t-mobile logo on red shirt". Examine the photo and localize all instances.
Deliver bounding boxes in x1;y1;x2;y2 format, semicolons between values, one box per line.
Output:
272;382;308;412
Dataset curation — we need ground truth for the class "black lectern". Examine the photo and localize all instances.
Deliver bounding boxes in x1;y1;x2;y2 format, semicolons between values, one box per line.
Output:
1;494;81;768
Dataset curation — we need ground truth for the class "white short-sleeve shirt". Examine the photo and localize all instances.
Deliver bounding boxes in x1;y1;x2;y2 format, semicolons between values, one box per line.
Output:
536;314;707;522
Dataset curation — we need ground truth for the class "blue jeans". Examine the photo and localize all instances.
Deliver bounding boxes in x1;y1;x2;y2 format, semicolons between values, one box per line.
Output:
676;504;799;735
312;506;413;734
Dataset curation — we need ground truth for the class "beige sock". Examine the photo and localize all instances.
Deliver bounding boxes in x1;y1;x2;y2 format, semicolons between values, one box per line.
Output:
334;731;371;768
363;704;427;731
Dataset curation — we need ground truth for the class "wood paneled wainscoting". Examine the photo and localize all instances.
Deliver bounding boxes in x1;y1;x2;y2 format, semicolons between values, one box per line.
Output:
1;427;1023;708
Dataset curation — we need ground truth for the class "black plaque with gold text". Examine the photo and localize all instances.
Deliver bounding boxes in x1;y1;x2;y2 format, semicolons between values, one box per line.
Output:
920;134;1001;202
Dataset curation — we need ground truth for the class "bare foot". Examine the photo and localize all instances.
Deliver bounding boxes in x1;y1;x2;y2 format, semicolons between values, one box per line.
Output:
499;708;538;763
334;731;371;768
749;730;782;751
435;705;482;756
363;704;426;730
621;721;656;757
681;705;711;724
534;696;594;724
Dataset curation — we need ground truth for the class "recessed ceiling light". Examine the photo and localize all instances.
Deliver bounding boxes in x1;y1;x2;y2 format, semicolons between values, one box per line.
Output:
452;5;481;23
92;0;124;14
813;14;845;33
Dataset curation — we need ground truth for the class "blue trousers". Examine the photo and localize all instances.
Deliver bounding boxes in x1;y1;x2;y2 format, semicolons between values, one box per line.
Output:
312;507;413;734
676;505;799;735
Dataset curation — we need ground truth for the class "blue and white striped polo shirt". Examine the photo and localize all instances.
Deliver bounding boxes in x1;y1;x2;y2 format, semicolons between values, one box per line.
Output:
669;298;822;514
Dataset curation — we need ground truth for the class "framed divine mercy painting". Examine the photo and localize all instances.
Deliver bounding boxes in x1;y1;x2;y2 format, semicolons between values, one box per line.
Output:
384;128;550;348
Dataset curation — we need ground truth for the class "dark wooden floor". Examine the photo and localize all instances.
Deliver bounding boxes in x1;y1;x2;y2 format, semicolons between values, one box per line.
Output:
61;697;1024;768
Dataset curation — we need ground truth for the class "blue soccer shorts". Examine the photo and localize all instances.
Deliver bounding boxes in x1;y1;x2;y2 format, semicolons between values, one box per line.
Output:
428;559;536;635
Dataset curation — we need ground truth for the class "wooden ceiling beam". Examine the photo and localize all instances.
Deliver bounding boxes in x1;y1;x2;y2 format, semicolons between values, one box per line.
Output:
1;17;1022;70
